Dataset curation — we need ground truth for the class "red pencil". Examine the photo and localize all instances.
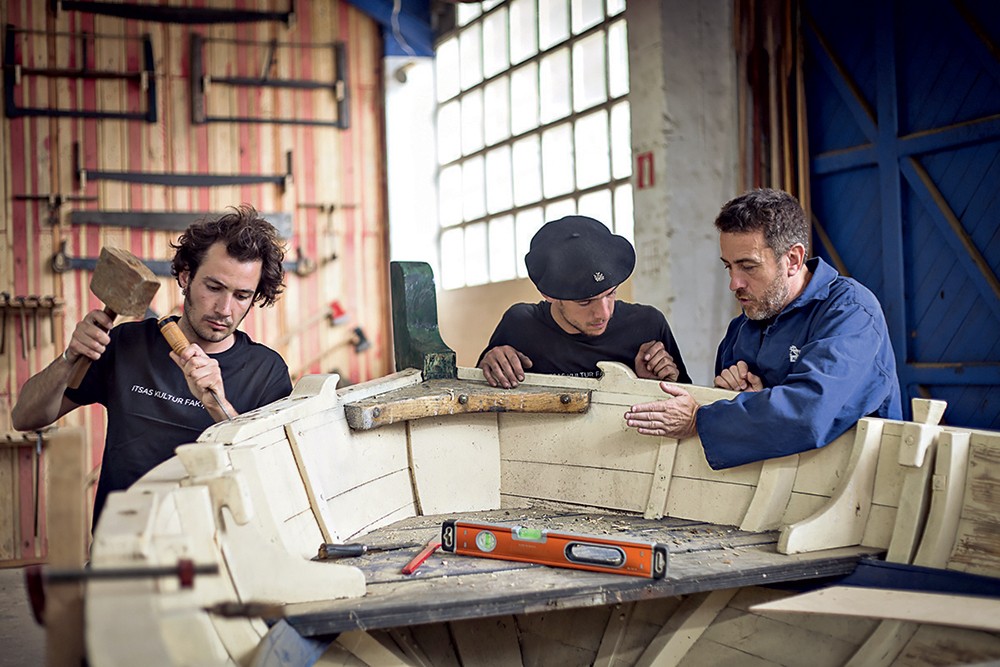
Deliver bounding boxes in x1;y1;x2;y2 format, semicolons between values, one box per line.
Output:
401;539;442;575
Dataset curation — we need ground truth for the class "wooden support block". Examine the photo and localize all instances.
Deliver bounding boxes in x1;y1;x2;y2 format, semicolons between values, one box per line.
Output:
913;431;971;568
643;439;678;519
779;419;883;554
344;379;590;431
739;455;798;532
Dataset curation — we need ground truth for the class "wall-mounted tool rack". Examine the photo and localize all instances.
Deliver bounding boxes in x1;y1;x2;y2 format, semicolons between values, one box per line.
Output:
68;210;293;239
75;142;293;192
191;34;349;128
51;241;316;278
50;0;296;26
3;25;156;122
14;193;99;226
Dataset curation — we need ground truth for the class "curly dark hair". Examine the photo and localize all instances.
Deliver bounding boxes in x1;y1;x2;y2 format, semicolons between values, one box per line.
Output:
714;188;810;256
170;204;285;307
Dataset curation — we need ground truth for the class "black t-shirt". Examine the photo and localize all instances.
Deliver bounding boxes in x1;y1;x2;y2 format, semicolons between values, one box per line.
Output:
478;301;691;383
65;318;293;524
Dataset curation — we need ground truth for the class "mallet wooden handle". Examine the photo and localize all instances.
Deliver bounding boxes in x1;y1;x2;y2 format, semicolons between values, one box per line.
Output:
157;316;233;421
66;306;116;389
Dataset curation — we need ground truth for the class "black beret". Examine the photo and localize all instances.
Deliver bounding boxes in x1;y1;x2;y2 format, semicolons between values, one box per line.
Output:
525;215;635;300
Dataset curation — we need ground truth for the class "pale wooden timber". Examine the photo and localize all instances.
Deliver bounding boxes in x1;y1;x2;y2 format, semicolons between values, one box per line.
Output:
343;379;591;431
751;587;1000;634
633;589;737;667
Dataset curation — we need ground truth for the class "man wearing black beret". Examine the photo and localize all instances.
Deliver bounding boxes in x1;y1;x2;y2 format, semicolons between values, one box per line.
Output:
477;215;690;388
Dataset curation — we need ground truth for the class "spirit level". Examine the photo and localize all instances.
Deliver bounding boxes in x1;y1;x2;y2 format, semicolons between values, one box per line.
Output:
441;520;668;579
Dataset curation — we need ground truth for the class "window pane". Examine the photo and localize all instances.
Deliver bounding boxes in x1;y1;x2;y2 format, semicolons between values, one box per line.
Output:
489;215;517;282
509;0;538;64
542;123;575;198
579;189;613;229
545;198;576;222
572;32;607;111
482;7;509;78
485;146;514;213
608;20;629;98
464;221;490;286
611;101;632;178
461;89;484;155
439;164;463;227
539;47;571;123
515;207;545;277
575;110;610;189
510;63;539;134
441;227;466;289
437;101;462;163
436;37;460;102
538;0;569;50
614;183;634;244
484;76;510;145
571;0;604;34
457;4;481;27
512;135;543;205
463;156;486;221
460;23;483;90
608;0;626;17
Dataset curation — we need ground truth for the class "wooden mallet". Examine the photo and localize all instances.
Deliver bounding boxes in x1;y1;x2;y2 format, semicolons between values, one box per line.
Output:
67;247;160;389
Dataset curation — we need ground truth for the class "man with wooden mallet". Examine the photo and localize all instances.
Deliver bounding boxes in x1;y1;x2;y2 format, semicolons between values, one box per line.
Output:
12;205;293;526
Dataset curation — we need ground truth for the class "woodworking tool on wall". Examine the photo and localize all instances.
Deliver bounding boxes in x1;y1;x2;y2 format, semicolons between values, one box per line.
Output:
25;559;218;625
25;295;39;349
157;315;233;421
0;291;8;355
441;520;669;580
14;296;27;359
67;247;161;389
313;541;421;561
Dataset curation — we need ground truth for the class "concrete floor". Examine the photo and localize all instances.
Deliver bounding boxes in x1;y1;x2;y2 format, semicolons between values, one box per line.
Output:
0;567;46;667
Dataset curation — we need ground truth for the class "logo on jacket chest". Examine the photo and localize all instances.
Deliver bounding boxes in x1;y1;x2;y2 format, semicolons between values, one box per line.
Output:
788;345;801;362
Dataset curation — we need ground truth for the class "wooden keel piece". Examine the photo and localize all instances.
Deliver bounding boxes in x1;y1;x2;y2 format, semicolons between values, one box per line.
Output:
344;379;591;431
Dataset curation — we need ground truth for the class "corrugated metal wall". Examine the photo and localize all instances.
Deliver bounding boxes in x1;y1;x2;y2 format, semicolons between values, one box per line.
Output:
0;0;390;564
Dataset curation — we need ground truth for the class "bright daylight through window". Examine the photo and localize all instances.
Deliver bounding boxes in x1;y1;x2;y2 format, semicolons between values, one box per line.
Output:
435;0;631;289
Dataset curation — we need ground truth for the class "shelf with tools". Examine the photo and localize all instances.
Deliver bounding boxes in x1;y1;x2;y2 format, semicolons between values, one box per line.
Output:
0;293;65;361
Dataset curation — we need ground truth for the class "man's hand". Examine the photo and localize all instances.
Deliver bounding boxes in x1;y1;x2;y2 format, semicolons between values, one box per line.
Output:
479;345;533;389
624;383;698;439
634;340;680;381
714;360;763;392
170;344;234;421
64;309;115;363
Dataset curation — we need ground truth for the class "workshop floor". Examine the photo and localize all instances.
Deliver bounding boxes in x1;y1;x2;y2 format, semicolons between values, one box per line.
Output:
0;567;46;666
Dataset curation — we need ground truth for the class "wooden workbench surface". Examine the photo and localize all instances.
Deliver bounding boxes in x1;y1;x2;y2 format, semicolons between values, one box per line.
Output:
284;501;880;637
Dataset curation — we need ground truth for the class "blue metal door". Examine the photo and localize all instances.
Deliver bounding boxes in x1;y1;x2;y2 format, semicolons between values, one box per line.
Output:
804;0;1000;427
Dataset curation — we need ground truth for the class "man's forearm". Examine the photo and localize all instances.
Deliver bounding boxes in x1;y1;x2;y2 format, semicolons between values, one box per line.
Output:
11;353;76;431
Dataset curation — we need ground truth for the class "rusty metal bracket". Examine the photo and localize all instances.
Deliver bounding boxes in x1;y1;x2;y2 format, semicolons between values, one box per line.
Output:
75;142;293;192
4;24;157;122
191;33;349;128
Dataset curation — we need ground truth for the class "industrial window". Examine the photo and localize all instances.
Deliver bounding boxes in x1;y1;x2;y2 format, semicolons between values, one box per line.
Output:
435;0;631;289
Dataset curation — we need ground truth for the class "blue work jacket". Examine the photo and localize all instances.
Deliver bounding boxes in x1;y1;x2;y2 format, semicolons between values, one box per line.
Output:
697;258;902;469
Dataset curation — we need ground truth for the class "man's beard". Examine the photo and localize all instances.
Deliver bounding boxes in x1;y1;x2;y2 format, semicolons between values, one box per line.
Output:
738;275;789;321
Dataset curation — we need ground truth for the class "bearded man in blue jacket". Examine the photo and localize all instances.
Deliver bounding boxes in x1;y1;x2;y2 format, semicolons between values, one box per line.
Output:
624;188;901;469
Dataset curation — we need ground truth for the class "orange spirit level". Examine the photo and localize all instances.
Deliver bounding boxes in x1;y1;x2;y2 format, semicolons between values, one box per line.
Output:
441;520;668;579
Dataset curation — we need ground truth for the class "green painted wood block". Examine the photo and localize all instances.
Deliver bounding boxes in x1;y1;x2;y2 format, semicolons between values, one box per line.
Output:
390;261;457;380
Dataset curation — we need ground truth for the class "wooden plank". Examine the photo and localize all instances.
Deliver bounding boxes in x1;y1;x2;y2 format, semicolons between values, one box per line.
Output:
634;589;737;667
45;427;87;667
895;623;1000;666
913;430;971;568
335;630;410;665
284;424;335;543
501;460;652;512
451;616;523;667
751;587;1000;633
344;380;590;431
408;414;500;515
844;621;917;667
594;603;635;667
644;439;678;519
948;436;1000;576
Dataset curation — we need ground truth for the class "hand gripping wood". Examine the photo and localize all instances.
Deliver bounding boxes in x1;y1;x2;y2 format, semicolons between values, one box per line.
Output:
67;247;160;389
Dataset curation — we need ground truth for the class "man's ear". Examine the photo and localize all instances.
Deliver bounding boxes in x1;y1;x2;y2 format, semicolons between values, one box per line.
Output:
540;292;555;304
178;270;190;290
786;244;807;276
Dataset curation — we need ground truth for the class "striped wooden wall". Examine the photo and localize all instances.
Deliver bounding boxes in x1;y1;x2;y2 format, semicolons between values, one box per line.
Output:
0;0;390;564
